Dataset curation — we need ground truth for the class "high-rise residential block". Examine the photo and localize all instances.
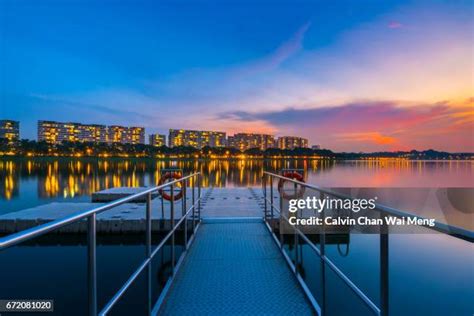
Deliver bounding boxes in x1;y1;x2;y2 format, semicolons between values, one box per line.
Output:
277;136;309;150
168;129;226;148
108;126;145;144
0;120;20;144
149;134;166;147
227;133;275;151
38;120;144;144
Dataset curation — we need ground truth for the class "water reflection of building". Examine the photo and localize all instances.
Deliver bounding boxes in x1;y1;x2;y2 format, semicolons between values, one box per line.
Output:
0;160;19;200
0;120;20;144
149;134;167;147
169;129;226;148
277;136;308;149
227;133;275;151
37;121;144;144
2;158;342;201
37;160;148;198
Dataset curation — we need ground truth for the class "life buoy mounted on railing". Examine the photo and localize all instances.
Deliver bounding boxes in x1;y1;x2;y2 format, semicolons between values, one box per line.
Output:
158;172;184;201
278;171;306;199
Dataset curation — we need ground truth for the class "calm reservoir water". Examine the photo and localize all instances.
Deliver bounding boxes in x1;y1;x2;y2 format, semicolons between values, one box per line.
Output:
1;158;472;214
0;158;472;316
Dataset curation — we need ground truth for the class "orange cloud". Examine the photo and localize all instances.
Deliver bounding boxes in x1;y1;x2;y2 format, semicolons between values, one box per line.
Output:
218;98;474;152
336;132;398;146
372;133;397;145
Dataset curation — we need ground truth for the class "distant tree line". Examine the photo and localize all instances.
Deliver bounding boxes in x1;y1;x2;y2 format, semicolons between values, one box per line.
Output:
0;139;472;160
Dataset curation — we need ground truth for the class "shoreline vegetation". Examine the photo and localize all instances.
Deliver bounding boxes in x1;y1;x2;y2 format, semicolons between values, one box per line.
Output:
0;140;472;160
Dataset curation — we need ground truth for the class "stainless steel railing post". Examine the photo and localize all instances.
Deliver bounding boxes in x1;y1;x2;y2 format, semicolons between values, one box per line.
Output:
183;179;188;249
279;185;284;249
88;213;97;316
320;192;326;316
192;177;195;232
198;174;202;221
263;174;267;220
145;192;152;316
160;189;165;230
380;213;389;316
146;193;152;257
170;183;175;275
270;175;274;220
294;182;298;275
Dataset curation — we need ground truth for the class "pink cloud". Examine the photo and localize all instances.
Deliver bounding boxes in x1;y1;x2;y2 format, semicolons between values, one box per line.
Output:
218;99;474;152
388;21;403;29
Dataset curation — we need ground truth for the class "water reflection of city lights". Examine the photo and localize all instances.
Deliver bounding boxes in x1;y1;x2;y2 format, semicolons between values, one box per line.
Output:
0;158;472;201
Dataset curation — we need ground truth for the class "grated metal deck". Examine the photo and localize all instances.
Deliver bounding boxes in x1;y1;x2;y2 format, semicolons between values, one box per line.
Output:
158;219;315;315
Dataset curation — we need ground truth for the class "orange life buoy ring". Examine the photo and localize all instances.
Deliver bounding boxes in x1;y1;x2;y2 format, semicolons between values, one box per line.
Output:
278;171;306;199
159;172;184;201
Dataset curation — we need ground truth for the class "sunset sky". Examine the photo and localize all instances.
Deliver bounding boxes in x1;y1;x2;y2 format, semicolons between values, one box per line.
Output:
0;0;473;152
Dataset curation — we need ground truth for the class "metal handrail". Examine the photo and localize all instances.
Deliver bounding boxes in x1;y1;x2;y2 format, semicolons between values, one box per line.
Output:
100;198;199;315
264;171;473;242
0;172;202;316
262;195;380;315
262;172;385;316
263;171;473;316
0;173;199;249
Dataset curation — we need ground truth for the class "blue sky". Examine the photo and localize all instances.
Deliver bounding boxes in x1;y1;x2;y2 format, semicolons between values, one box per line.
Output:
0;0;472;151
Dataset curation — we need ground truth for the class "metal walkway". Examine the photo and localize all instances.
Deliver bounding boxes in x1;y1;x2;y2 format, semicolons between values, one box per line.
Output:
159;218;314;315
199;187;265;217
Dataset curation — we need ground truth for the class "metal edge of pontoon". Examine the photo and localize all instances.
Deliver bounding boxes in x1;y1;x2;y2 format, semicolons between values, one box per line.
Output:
151;221;202;316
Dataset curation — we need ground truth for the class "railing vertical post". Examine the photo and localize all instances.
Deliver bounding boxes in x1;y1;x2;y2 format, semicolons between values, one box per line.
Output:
183;179;188;249
320;192;326;316
294;231;299;275
87;213;97;316
160;192;165;230
294;182;298;274
270;175;274;220
146;193;152;257
192;177;195;232
279;183;284;249
145;192;152;316
263;174;267;220
170;183;175;275
380;213;389;316
198;174;202;221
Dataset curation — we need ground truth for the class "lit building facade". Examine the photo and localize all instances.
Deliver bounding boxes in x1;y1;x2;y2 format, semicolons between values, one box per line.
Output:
0;120;20;144
168;129;226;148
149;134;166;147
277;136;309;150
108;126;145;144
38;121;144;144
228;133;275;151
81;124;108;143
38;121;78;143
